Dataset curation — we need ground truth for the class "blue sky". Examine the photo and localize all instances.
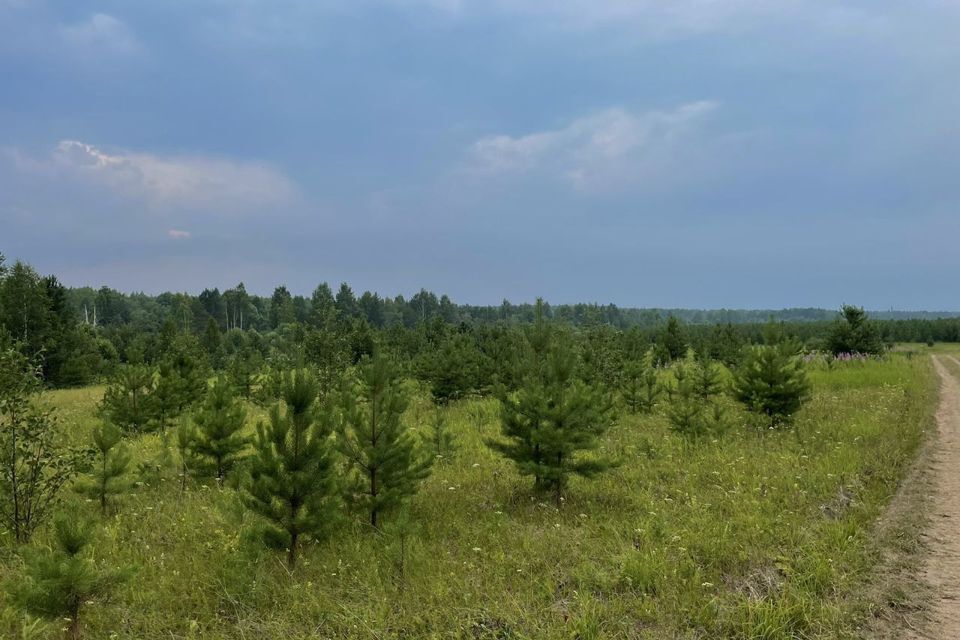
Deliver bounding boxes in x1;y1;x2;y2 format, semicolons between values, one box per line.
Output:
2;1;959;309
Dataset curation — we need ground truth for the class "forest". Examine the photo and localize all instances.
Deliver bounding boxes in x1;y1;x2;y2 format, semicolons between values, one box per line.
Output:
0;253;955;391
0;251;947;638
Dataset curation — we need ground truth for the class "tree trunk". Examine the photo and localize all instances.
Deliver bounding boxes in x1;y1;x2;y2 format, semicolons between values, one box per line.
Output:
370;466;378;529
67;600;81;640
287;533;298;570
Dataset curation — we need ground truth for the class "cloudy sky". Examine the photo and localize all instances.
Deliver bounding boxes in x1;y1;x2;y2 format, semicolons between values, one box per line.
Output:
2;1;959;309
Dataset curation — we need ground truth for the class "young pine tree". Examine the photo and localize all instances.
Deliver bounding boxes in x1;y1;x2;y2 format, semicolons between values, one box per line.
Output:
99;364;155;433
691;357;724;401
175;418;197;494
619;350;662;413
75;421;131;515
151;360;182;432
733;340;810;429
243;370;339;568
667;353;729;441
7;511;132;640
488;300;616;506
191;376;248;483
826;305;885;356
227;349;263;399
659;315;688;363
429;407;457;461
666;393;708;440
156;342;208;417
424;335;480;405
336;354;432;529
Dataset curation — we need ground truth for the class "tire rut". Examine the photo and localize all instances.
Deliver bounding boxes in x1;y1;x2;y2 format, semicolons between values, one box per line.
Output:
911;356;960;638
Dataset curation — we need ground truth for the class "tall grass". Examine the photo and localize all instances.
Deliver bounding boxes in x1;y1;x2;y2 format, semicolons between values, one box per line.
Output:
0;353;940;639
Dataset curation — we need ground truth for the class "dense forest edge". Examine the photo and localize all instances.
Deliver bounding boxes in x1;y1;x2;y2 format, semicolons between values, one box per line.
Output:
0;251;956;389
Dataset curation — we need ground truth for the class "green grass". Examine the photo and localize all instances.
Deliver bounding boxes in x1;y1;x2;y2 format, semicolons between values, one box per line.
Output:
0;352;942;639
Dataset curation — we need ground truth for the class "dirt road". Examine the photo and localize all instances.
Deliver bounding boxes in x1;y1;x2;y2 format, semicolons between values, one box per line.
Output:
912;356;960;638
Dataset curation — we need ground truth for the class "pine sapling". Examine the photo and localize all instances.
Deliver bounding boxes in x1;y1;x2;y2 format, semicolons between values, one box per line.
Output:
175;418;197;495
243;369;339;568
98;365;155;433
7;511;133;640
620;350;663;414
692;358;724;401
336;354;432;529
429;407;457;461
191;375;248;483
75;421;131;516
733;340;810;429
487;299;617;506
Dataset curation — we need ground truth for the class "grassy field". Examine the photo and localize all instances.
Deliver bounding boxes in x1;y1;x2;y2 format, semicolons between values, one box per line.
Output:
0;349;943;639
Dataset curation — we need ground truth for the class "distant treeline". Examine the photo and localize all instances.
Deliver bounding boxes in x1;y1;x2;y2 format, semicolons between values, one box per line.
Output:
64;282;960;332
0;252;958;389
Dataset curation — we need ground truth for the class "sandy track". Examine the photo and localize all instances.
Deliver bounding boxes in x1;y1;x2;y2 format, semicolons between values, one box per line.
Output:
912;356;960;638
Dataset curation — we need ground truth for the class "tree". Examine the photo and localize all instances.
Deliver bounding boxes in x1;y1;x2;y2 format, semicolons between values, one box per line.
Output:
201;317;224;368
733;340;810;428
227;349;263;399
269;286;297;329
0;259;106;388
429;407;457;461
336;354;432;529
707;323;745;367
665;353;729;440
151;360;182;432
7;511;132;640
579;325;622;388
175;419;198;494
0;261;53;362
191;376;248;482
223;283;252;330
75;421;131;516
335;282;359;321
159;338;208;415
99;365;155;433
303;326;349;397
487;300;616;505
421;333;486;404
0;348;83;543
309;282;338;329
826;305;884;356
619;350;662;413
659;315;687;363
691;357;724;401
243;370;339;568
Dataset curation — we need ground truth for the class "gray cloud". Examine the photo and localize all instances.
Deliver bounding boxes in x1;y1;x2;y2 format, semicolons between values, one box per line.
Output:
18;140;299;214
469;102;719;191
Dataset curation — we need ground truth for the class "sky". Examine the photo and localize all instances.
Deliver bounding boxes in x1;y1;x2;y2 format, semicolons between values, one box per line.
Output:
2;1;959;309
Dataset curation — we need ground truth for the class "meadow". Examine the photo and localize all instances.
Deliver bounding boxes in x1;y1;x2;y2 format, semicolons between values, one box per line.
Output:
0;349;941;639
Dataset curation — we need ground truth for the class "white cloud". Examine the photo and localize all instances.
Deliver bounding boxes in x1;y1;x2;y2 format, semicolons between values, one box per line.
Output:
60;13;140;54
50;140;297;213
168;229;191;239
470;101;719;190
